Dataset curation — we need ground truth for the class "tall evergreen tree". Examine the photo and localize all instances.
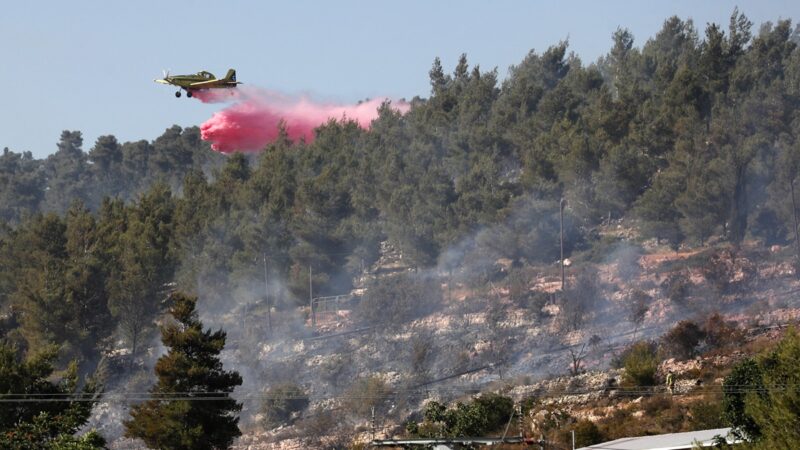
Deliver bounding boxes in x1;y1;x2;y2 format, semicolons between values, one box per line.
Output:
124;292;242;450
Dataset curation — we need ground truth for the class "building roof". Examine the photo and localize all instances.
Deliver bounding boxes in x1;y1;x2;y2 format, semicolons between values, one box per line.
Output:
578;427;737;450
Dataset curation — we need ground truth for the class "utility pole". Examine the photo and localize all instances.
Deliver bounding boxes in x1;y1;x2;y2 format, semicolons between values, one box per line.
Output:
371;406;376;441
309;266;315;329
560;197;566;291
242;301;247;338
791;178;800;266
263;253;272;335
448;268;453;303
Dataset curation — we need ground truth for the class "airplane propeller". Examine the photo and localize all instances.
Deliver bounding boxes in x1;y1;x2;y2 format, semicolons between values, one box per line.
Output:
162;69;171;79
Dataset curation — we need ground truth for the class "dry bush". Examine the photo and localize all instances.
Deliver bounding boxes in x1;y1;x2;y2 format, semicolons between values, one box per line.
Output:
409;333;434;381
506;267;531;307
642;395;673;417
661;271;691;306
319;354;348;384
703;249;756;295
298;410;354;450
686;394;726;429
529;291;552;323
627;289;651;333
356;273;442;327
557;267;602;333
342;375;390;419
659;320;706;360
615;243;644;279
703;313;746;352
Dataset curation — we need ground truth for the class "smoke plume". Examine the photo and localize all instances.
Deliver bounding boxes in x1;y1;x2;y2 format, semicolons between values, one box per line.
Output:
194;86;409;153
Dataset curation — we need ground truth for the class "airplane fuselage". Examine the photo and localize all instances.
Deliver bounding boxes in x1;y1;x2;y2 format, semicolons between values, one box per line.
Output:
154;69;240;97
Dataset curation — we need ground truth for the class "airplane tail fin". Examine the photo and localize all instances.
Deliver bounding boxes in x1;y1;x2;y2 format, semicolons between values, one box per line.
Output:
224;69;237;82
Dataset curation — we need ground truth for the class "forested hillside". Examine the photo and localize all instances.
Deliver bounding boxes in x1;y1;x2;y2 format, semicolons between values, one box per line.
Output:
2;10;800;449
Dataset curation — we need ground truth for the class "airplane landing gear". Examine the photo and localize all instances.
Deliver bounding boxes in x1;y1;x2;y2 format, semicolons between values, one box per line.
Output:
186;91;193;98
175;91;182;98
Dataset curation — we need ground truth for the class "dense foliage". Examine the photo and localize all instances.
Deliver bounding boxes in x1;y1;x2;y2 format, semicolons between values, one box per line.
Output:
723;329;800;447
619;341;659;387
409;393;515;438
0;343;104;449
124;292;242;450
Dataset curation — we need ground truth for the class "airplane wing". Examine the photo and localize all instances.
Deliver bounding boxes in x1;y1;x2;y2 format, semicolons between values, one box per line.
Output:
189;79;241;88
188;79;224;87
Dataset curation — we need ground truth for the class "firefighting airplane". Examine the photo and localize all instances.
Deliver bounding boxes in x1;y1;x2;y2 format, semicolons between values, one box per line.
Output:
154;69;241;98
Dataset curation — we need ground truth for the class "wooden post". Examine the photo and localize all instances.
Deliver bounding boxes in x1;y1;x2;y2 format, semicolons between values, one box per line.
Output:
560;197;566;291
264;254;272;335
242;301;247;337
791;179;800;265
309;266;315;328
448;268;453;302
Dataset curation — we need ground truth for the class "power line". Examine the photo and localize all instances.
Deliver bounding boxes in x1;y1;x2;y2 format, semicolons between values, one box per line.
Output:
1;383;796;403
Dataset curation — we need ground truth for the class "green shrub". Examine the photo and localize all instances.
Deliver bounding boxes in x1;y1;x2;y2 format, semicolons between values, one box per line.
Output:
621;341;658;387
573;419;605;447
730;329;800;447
414;394;514;438
260;383;309;428
722;358;763;440
472;393;514;432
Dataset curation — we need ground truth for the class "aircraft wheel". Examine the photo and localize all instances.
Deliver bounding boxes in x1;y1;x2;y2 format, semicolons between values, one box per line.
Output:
186;91;193;98
175;91;181;98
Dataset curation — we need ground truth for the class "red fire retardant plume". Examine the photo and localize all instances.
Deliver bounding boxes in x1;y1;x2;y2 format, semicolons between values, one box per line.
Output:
194;87;409;153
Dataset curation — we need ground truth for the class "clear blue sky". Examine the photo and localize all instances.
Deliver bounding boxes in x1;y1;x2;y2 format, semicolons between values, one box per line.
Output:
1;0;798;158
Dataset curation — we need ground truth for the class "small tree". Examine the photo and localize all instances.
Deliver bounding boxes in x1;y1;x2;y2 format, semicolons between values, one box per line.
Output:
409;333;434;382
627;289;651;340
660;320;705;360
703;313;745;351
589;334;603;355
568;342;589;376
124;292;242;450
722;358;763;441
558;267;602;332
620;341;658;387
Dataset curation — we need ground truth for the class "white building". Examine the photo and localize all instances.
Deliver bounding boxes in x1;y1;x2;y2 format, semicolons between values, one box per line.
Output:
578;427;739;450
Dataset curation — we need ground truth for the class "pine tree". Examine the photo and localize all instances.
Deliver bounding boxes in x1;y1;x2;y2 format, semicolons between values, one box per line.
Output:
124;292;242;450
744;329;800;448
0;343;104;449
